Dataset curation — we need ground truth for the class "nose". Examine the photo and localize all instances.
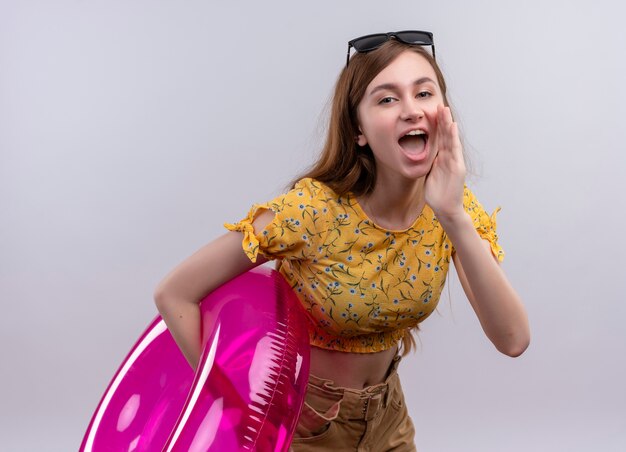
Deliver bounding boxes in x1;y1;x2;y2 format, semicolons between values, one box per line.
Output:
400;99;424;121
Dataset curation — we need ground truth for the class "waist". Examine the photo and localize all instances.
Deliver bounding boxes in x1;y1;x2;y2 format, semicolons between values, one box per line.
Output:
309;344;399;389
305;354;402;420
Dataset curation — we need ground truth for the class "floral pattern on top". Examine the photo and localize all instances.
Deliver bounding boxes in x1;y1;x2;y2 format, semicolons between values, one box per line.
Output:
225;178;504;353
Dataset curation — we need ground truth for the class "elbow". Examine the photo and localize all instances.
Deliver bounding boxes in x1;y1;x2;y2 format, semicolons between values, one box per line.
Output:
497;333;530;358
153;281;198;316
153;282;175;313
153;283;167;312
501;341;529;358
492;305;531;358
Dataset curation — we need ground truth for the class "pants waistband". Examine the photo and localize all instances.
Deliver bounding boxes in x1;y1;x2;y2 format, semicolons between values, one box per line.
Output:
305;355;401;421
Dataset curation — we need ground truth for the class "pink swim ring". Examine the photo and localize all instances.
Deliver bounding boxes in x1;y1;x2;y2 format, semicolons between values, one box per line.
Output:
80;267;311;451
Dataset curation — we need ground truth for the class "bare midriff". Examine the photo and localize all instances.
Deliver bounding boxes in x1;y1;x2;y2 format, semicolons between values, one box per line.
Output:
309;344;399;389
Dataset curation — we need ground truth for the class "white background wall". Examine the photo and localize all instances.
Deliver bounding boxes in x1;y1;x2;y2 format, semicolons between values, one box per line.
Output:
2;1;625;450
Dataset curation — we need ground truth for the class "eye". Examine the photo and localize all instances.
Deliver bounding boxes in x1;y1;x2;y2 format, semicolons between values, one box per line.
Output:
378;96;396;105
417;91;432;99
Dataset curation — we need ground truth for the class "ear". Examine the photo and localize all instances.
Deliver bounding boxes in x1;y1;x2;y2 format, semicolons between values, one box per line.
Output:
355;129;368;147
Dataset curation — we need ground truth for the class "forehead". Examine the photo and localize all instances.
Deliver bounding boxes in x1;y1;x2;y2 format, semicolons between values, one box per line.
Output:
367;50;438;91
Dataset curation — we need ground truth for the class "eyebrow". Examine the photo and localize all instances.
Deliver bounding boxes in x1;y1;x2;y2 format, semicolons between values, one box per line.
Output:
368;77;437;96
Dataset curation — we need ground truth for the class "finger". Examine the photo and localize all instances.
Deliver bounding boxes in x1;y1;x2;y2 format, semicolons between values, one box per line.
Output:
449;121;462;159
438;105;452;129
437;107;454;154
424;105;441;141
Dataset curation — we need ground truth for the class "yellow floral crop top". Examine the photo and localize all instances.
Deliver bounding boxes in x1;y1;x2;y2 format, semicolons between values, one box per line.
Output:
225;178;504;353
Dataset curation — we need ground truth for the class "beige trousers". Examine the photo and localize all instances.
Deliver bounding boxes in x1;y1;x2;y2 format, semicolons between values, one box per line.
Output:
289;355;416;451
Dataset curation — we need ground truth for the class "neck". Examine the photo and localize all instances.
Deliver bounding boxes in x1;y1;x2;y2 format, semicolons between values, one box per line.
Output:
360;173;426;230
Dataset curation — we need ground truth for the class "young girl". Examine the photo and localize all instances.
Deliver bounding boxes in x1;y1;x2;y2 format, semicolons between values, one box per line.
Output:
154;31;530;451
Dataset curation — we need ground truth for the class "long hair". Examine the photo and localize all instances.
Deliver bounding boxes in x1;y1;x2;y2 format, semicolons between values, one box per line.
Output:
291;40;453;355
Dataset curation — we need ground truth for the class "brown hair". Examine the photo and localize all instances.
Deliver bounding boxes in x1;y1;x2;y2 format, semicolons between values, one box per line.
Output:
290;40;452;355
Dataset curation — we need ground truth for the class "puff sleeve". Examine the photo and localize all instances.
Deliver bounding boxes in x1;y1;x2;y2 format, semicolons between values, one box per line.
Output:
462;186;505;262
224;178;329;263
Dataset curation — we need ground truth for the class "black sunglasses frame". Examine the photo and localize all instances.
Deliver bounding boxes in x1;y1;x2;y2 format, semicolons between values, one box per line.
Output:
346;30;435;67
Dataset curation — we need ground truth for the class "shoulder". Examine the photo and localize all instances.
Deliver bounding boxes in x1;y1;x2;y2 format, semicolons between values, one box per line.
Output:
272;178;341;211
259;178;342;232
460;184;505;262
293;178;337;200
461;184;492;221
462;185;480;209
462;185;494;219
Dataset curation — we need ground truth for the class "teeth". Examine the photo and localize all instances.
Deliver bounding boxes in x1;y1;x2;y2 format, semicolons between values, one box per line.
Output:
405;130;426;136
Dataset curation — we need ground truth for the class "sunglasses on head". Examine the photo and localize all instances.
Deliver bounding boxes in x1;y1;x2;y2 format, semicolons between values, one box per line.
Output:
346;30;435;66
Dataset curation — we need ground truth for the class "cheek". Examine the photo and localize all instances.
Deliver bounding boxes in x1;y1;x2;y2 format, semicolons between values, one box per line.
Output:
364;112;394;134
424;98;442;114
364;122;393;150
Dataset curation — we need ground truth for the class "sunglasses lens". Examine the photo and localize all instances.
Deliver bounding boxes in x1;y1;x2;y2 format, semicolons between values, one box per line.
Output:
352;34;388;52
396;31;432;45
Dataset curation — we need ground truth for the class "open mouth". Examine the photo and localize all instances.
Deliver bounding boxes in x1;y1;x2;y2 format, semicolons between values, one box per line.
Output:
398;129;428;158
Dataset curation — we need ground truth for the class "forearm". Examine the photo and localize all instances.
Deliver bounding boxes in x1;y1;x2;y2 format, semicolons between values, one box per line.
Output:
441;212;530;356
